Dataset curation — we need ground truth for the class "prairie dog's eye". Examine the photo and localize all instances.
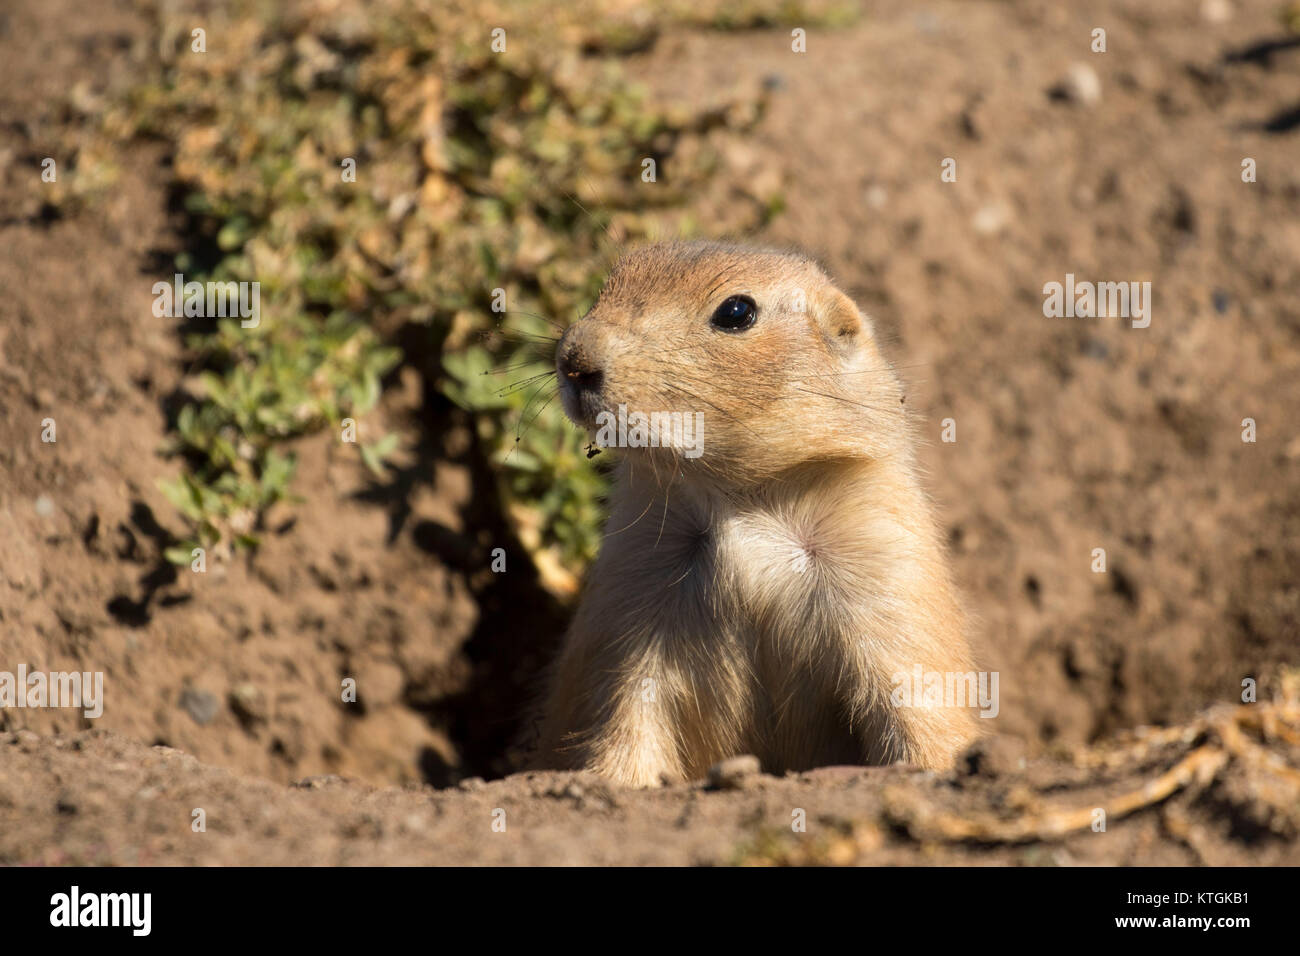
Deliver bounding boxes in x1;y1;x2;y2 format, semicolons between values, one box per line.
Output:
711;295;758;332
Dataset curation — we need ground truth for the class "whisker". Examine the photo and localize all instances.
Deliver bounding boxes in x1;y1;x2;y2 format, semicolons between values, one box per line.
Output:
495;370;556;398
789;386;895;415
811;361;931;378
664;561;694;589
654;464;678;551
559;186;621;262
497;308;567;335
475;328;560;347
661;382;760;438
484;358;554;375
702;261;745;303
603;488;657;538
506;386;560;463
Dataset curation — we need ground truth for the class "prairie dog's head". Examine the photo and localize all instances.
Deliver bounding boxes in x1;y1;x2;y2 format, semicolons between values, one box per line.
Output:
556;241;906;486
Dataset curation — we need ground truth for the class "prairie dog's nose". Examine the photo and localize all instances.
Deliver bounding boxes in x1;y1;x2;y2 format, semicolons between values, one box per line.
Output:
557;336;604;393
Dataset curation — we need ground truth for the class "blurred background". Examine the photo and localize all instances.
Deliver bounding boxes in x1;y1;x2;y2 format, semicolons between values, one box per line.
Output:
1;0;1297;799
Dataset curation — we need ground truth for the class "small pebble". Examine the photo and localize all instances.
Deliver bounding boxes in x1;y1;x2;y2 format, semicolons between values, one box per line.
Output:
228;684;267;727
972;203;1011;235
179;687;219;726
292;774;346;789
1201;0;1233;24
1051;63;1101;106
1082;338;1109;360
961;736;1027;778
707;754;762;790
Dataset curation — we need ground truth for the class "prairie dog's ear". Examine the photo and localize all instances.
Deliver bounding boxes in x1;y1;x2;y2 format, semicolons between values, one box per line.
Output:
815;286;871;355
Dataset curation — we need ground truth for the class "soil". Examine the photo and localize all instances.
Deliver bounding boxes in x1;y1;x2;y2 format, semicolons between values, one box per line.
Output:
1;0;1297;865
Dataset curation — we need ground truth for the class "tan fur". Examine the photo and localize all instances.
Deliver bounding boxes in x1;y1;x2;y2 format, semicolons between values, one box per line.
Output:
535;241;979;786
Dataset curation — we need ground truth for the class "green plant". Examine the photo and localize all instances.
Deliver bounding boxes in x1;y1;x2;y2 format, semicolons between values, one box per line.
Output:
69;0;852;580
160;310;400;560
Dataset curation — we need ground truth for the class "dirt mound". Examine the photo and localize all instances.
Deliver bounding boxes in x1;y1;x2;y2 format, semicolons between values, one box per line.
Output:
4;690;1298;865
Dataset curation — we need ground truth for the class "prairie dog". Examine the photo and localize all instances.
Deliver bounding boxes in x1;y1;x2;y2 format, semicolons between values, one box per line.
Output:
535;241;978;786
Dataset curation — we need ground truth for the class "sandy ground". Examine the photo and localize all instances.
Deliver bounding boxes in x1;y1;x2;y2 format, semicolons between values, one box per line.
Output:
1;0;1297;864
5;699;1299;865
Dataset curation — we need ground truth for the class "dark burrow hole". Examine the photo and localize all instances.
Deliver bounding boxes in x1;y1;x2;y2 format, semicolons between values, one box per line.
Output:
145;184;573;790
356;382;572;789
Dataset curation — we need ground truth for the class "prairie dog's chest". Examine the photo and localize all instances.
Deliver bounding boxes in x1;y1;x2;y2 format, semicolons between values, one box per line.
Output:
603;476;892;635
602;505;822;621
712;495;908;626
714;510;824;585
707;507;857;629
